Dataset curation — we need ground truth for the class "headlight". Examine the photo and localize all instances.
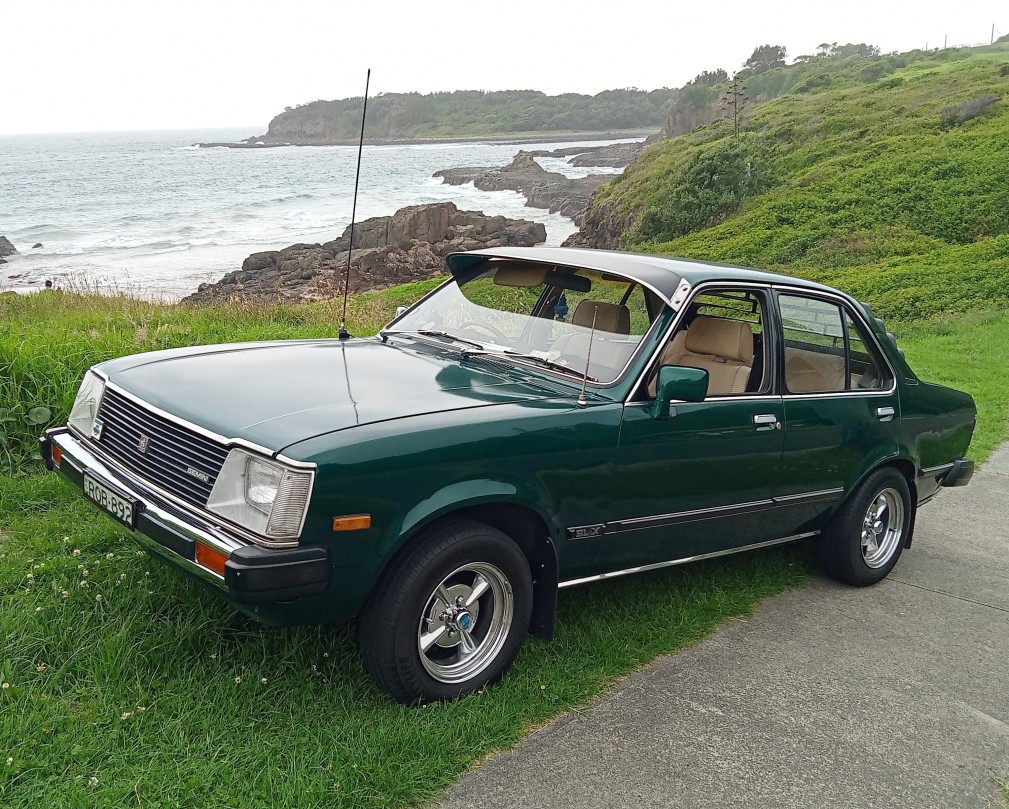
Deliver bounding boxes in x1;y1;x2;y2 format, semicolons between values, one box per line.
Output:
68;372;106;440
207;449;314;541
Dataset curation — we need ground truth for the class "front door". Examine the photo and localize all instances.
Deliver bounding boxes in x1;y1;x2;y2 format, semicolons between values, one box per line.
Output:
588;285;787;574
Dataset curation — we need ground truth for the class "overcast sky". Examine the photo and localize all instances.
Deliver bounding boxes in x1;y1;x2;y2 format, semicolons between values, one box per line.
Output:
2;0;1005;135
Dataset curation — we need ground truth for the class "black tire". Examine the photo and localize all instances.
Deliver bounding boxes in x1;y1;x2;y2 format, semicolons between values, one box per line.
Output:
818;466;913;586
359;519;533;704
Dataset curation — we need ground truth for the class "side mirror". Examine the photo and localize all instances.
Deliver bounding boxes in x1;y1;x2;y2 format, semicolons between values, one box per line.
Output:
395;305;409;318
653;365;708;419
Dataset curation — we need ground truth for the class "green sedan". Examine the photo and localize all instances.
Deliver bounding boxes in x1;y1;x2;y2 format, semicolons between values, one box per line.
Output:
42;248;976;703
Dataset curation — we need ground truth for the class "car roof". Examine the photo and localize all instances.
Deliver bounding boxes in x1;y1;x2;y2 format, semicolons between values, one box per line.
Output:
446;247;840;305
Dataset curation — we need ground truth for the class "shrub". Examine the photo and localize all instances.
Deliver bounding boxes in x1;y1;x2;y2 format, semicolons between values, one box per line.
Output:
938;95;999;129
628;136;778;243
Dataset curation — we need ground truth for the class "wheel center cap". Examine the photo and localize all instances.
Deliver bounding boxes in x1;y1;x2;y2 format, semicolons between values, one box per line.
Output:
457;611;473;631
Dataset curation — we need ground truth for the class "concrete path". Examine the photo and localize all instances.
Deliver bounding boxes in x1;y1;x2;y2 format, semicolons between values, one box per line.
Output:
441;448;1009;809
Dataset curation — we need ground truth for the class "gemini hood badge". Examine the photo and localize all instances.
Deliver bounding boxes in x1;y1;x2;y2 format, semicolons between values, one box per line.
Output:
137;435;150;454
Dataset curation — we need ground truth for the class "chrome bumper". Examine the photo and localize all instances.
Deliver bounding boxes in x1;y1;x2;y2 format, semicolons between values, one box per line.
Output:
41;428;329;604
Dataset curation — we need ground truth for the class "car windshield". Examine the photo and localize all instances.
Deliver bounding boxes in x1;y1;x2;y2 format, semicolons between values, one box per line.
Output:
386;261;660;384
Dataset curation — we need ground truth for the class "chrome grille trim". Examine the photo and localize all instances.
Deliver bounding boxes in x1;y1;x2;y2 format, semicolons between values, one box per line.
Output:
95;387;229;507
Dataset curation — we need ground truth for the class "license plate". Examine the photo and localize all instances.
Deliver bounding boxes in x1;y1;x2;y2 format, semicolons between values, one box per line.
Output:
83;472;139;529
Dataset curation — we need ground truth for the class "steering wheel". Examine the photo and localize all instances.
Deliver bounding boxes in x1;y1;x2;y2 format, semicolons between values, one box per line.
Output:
457;320;508;341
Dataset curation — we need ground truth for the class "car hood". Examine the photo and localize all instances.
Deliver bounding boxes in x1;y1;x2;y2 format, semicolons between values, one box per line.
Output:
98;338;569;452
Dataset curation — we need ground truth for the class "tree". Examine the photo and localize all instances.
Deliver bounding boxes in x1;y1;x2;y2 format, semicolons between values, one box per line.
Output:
816;42;832;57
830;42;881;58
721;74;746;138
688;69;728;87
744;44;787;74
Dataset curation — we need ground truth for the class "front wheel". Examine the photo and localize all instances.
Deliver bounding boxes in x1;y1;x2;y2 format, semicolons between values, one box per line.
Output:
818;467;913;586
359;520;533;703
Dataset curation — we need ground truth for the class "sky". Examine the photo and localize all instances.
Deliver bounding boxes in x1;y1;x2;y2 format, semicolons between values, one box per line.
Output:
1;0;1005;135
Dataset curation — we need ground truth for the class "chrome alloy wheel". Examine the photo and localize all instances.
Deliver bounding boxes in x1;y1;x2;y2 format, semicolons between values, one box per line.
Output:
417;562;514;684
860;487;904;568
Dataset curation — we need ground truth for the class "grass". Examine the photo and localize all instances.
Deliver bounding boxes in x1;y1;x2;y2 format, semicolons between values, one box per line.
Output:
0;287;1005;806
0;472;805;807
896;311;1009;462
998;778;1009;806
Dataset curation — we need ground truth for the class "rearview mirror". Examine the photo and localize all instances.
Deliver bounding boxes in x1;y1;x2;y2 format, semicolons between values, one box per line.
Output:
395;305;409;318
654;365;708;419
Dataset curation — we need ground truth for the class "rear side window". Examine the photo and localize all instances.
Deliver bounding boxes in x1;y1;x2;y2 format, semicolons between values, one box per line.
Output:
779;294;889;394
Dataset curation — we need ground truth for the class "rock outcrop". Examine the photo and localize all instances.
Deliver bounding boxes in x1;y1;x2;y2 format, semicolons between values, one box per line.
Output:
661;99;723;139
568;142;643;168
0;236;16;265
524;141;644;168
561;195;629;250
185;202;546;304
434;151;609;220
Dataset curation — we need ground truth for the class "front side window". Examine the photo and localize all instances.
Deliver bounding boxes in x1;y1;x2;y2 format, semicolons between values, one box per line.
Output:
646;288;768;398
779;294;888;394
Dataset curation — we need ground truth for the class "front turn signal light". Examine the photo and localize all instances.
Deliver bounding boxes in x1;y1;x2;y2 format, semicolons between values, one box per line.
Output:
195;543;228;577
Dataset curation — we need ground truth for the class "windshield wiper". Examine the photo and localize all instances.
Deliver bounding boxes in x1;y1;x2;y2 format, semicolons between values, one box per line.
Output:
463;349;597;382
381;329;486;350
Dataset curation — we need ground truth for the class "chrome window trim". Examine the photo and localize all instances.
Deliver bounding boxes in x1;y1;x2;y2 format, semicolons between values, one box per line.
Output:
559;532;817;588
630;280;775;401
772;285;899;399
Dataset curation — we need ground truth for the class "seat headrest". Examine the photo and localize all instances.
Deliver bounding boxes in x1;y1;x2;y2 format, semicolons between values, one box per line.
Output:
571;300;630;334
684;316;753;363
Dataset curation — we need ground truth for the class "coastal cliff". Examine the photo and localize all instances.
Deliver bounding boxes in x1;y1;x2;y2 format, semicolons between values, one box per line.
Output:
185;202;545;304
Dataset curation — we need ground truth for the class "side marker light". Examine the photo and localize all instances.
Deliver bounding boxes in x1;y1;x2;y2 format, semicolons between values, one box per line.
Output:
332;515;371;532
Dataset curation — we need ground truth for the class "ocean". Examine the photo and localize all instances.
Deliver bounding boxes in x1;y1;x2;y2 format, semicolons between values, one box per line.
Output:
0;128;629;300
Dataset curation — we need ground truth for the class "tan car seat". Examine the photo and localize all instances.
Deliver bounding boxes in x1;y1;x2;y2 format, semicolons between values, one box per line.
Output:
649;316;754;396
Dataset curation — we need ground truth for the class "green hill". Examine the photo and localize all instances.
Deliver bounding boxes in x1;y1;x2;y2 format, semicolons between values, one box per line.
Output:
578;43;1009;322
260;88;676;142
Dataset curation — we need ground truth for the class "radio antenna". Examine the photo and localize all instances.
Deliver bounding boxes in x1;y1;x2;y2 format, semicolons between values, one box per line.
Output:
338;68;371;340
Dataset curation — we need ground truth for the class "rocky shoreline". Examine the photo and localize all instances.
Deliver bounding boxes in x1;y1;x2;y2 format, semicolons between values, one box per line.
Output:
195;130;653;149
185;137;644;304
184;202;545;304
434;151;609;220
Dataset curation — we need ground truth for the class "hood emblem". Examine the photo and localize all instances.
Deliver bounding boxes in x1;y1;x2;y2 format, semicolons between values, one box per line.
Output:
137;435;150;454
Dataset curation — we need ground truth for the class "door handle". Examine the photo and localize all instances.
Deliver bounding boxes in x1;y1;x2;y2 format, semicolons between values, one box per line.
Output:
753;414;781;431
877;406;895;422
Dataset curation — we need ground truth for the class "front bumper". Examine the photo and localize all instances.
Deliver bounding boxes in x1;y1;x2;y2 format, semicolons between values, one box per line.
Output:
41;428;330;605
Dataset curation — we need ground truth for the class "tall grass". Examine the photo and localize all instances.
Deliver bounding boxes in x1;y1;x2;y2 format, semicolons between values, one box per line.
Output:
0;280;441;469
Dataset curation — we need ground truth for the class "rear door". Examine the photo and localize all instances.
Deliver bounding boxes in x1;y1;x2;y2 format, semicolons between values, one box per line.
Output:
771;289;900;535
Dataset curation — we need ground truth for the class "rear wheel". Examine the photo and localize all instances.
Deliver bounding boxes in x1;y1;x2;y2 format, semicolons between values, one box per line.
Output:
818;467;912;586
359;519;533;703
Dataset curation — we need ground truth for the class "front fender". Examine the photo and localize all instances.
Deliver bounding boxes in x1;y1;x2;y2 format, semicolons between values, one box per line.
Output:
398;479;560;546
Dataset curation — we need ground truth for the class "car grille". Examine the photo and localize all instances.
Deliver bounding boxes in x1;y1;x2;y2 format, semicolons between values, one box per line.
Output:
94;387;230;507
